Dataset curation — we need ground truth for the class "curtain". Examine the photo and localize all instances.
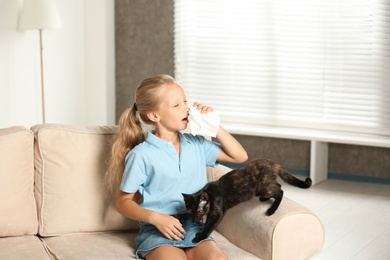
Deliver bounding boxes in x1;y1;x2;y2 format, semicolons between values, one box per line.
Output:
174;0;390;136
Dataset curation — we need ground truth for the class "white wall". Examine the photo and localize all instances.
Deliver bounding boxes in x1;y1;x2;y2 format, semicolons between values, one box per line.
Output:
0;0;115;128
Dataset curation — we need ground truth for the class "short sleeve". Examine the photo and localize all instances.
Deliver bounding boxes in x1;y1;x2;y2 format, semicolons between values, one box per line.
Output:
120;151;146;193
203;139;222;167
184;134;222;168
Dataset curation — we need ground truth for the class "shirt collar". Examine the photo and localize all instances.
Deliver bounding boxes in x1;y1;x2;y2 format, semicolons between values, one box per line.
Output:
145;131;191;149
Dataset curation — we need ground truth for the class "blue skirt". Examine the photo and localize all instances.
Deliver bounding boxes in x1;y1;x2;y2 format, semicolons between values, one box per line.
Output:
135;213;214;259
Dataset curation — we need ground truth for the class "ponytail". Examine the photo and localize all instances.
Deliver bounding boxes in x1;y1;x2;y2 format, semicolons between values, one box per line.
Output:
106;105;147;196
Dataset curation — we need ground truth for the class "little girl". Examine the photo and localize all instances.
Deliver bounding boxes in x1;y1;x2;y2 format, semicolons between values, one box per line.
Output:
107;74;247;260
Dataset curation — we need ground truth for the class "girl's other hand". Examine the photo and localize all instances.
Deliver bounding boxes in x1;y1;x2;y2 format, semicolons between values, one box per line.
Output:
149;212;186;241
193;102;214;114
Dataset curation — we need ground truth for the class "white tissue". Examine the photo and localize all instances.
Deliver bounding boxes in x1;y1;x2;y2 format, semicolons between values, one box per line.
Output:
189;106;220;137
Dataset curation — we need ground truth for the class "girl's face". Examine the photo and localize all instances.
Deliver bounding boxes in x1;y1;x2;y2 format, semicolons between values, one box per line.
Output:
155;83;190;132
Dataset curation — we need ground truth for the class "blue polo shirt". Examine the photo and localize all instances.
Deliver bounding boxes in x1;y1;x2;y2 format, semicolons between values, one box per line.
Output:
120;131;222;215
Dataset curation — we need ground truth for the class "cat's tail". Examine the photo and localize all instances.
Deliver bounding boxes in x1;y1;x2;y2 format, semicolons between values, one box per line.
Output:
279;169;312;188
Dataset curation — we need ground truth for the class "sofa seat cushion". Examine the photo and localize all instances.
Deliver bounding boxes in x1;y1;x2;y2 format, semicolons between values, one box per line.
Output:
0;126;38;237
40;231;259;260
0;236;51;259
211;231;260;259
42;232;138;259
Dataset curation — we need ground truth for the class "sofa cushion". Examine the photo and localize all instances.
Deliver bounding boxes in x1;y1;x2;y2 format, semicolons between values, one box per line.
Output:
41;232;137;259
40;230;259;260
0;235;51;259
33;124;138;236
0;126;38;237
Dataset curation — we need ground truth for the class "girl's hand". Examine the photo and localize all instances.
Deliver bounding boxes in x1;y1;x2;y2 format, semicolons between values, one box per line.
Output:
193;102;214;114
149;212;186;241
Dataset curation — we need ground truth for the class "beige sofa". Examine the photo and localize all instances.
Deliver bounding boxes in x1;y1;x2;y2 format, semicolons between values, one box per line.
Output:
0;124;325;259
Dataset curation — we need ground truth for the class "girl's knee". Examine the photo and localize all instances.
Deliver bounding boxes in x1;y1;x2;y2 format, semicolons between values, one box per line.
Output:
186;242;228;260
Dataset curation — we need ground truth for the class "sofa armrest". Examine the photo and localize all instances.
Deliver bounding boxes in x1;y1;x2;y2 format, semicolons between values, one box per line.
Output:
213;165;325;260
208;163;232;182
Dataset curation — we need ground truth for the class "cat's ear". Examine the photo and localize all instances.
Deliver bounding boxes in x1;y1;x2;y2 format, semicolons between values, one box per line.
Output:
182;193;189;201
200;191;209;201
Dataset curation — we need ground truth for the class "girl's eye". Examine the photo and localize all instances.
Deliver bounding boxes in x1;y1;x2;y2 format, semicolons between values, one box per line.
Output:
174;101;187;108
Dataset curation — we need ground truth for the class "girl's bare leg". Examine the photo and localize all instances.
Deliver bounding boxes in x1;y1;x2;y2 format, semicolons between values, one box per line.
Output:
146;246;187;260
185;241;228;260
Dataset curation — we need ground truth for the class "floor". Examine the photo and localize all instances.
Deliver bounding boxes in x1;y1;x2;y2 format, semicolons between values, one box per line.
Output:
281;179;390;260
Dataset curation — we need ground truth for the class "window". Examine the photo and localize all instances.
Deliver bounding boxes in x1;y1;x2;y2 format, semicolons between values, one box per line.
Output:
174;0;390;136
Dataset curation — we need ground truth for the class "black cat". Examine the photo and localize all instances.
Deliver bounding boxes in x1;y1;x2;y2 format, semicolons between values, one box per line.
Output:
182;158;312;243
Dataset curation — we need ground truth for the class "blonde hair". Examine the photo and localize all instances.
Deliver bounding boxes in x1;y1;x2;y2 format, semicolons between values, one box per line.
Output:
106;74;176;195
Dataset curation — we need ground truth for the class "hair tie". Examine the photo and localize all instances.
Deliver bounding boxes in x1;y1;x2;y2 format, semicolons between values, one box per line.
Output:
133;103;138;111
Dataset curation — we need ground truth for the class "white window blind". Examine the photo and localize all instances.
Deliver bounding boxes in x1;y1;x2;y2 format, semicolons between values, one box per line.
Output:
174;0;390;136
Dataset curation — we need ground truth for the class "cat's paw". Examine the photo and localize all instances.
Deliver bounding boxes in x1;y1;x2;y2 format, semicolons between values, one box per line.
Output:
259;197;270;202
192;232;204;243
192;236;202;243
